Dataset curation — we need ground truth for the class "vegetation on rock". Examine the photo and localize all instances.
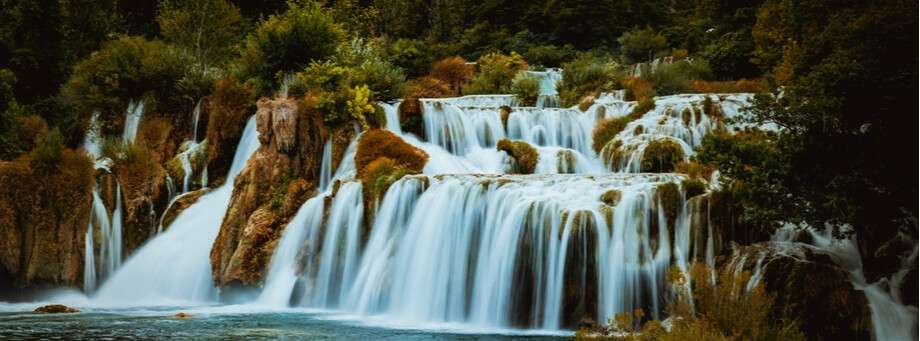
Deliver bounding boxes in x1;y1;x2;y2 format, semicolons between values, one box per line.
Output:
496;139;538;175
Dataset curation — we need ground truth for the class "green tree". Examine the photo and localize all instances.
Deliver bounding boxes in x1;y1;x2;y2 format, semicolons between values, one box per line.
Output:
157;0;242;67
617;26;669;65
241;0;346;94
707;0;917;280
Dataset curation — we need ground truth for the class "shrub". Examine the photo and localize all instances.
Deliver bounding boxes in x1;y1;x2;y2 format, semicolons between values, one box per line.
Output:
692;78;766;94
647;60;712;96
681;178;708;198
240;0;346;94
524;45;564;68
464;52;526;95
354;129;428;178
641;138;684;173
510;72;540;106
156;0;241;67
384;38;436;79
624;77;654;102
404;77;453;99
496;138;539;174
617;26;669;65
428;56;475;96
62;36;194;136
205;76;254;183
29;129;64;173
674;159;716;181
592;116;633;155
557;53;621;107
629;97;656;118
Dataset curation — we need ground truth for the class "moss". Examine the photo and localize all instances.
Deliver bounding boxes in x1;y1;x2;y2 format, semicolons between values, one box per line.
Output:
633;124;644;136
500;105;513;128
355;129;428;178
681;178;708;199
629;97;656;119
496;138;539;174
641;139;684;173
656;182;681;235
591;116;633;155
702;96;723;118
600;189;622;206
682;107;692;125
577;94;596;112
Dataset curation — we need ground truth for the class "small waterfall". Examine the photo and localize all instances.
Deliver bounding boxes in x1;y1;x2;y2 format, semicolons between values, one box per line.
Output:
99;185;123;279
380;101;402;134
191;99;202;142
81;111;103;159
122;101;144;144
93;115;260;304
319;140;333;192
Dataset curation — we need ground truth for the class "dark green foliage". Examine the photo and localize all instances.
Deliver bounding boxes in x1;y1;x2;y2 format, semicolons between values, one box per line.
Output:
617;27;669;65
656;182;680;231
523;45;565;68
29;129;64;173
647;60;713;96
157;0;242;67
681;178;708;198
383;38;437;79
240;0;346;94
557;53;621;107
62;36;195;137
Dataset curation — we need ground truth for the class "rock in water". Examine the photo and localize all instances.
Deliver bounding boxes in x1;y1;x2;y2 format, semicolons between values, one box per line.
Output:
34;304;80;313
171;312;194;318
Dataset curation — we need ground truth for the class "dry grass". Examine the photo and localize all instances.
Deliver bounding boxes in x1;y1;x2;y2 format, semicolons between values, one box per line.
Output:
355;129;428;178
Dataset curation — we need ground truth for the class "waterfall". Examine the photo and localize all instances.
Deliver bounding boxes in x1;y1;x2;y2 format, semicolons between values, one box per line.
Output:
192;99;202;142
122;100;144;144
380;101;402;134
81;111;103;159
319;140;333;192
287;174;689;328
93;115;260;305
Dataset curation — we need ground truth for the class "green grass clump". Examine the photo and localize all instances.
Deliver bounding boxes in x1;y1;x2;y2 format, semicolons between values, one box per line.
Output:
591;116;633;155
641;139;684;173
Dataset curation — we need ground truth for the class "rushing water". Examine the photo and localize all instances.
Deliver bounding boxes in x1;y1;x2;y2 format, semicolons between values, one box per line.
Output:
5;86;915;339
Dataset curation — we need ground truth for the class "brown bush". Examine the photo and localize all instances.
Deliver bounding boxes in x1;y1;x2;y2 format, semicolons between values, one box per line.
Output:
137;115;174;163
624;77;654;102
355;129;428;178
429;56;475;95
405;77;453;99
497;138;539;174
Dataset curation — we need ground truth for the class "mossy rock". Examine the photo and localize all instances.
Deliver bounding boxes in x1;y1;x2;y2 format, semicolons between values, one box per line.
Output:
355;129;428;179
161;188;210;231
680;178;707;199
641;139;684;173
398;99;425;138
500;105;513;128
34;305;80;313
600;189;622;206
170;312;194;318
591;116;633;155
556;150;576;173
496;139;539;174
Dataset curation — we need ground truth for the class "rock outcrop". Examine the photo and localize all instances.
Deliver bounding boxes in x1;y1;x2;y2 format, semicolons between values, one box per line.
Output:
34;304;81;313
210;96;351;290
0;149;94;290
721;242;872;340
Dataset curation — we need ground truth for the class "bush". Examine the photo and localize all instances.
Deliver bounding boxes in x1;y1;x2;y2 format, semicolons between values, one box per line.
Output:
641;138;683;173
205;76;254;183
354;129;428;178
240;0;346;94
647;59;712;96
428;56;475;96
404;77;453;99
29;129;64;173
592;116;633;155
629;97;656;118
464;52;526;95
617;26;669;65
496;138;539;174
524;45;564;68
692;78;766;94
62;36;195;136
557;53;621;107
624;77;654;102
510;72;540;106
681;178;708;198
384;38;436;79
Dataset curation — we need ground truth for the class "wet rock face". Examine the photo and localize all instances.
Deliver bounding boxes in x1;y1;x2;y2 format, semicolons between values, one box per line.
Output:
0;150;94;289
721;243;872;340
211;97;340;289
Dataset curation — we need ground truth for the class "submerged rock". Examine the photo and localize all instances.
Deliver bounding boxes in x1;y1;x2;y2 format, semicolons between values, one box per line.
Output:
170;312;194;318
34;304;80;313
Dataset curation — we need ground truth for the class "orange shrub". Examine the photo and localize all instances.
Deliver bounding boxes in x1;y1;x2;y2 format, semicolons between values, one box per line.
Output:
692;78;766;94
624;77;654;101
428;56;475;95
355;129;428;178
405;77;453;99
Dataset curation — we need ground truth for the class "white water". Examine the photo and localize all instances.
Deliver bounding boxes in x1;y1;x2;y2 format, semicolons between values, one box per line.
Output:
192;99;202;142
92;116;260;305
122;101;144;144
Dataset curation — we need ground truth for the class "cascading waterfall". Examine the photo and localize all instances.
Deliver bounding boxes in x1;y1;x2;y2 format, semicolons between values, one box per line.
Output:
93;115;260;304
283;174;692;329
191;99;202;142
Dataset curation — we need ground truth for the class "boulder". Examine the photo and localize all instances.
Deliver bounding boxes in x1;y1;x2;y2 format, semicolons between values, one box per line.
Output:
34;304;80;313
